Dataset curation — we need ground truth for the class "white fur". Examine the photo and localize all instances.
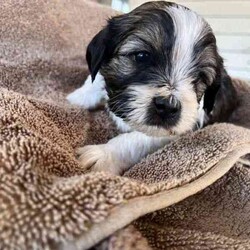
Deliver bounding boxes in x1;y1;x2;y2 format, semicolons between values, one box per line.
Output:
66;72;108;109
122;81;199;136
167;5;210;82
126;85;174;136
109;111;132;133
197;95;208;128
174;77;198;134
77;131;172;175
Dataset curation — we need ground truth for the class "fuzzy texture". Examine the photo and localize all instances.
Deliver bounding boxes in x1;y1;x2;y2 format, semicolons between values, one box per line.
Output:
1;1;250;249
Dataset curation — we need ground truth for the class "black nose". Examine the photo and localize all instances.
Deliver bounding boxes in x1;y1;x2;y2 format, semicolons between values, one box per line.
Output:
153;95;181;117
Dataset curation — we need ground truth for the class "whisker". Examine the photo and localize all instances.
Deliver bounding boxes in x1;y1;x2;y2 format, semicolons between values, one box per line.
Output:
108;92;126;102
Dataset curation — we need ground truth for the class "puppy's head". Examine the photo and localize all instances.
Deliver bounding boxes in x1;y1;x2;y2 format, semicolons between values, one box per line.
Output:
86;1;236;136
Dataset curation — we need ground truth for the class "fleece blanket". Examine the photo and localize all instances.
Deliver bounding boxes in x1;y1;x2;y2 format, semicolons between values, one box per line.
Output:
0;0;250;249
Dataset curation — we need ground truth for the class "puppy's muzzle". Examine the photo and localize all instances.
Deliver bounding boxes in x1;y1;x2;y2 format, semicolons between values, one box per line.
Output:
153;95;181;120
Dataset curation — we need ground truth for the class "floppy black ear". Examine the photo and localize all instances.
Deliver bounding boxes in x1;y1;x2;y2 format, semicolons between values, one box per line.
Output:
204;66;237;124
86;27;109;81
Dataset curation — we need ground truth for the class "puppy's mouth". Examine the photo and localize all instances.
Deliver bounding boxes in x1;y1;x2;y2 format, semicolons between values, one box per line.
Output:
146;95;181;129
108;89;198;137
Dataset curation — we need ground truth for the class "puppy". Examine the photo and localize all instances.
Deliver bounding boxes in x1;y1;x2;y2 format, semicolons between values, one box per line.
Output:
67;1;237;175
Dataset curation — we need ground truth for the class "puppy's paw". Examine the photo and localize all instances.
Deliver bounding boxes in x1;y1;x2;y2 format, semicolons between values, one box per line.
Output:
77;145;123;175
67;73;108;109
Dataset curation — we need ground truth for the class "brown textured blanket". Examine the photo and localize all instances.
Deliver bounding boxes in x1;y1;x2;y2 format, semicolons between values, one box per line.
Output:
0;1;250;249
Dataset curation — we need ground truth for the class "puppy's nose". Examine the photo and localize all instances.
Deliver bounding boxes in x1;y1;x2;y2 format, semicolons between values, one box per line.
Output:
153;95;181;117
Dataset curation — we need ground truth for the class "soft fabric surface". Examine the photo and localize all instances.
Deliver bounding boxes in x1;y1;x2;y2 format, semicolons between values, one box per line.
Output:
0;1;250;249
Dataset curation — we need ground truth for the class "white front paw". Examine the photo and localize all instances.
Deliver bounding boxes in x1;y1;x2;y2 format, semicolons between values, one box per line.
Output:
77;145;124;175
67;73;108;109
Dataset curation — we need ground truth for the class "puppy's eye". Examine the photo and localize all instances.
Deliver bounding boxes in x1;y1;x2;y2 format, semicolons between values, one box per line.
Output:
134;51;151;63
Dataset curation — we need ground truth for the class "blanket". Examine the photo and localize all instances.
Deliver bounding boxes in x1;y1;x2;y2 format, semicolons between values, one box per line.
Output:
0;1;250;249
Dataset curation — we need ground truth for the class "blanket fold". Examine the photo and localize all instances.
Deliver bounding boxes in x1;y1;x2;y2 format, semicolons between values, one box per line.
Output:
0;0;250;249
1;87;250;249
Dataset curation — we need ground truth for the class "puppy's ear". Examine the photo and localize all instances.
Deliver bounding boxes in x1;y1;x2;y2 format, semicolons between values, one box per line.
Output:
204;62;237;124
86;27;109;81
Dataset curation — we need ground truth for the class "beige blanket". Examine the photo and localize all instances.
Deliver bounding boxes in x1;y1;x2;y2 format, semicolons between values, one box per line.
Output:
0;1;250;249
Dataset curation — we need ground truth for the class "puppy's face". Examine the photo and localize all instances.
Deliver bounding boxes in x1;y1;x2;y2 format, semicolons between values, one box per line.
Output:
87;1;230;136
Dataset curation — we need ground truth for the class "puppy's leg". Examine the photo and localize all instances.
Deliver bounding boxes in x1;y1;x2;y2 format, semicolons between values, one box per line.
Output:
66;72;108;109
77;132;172;175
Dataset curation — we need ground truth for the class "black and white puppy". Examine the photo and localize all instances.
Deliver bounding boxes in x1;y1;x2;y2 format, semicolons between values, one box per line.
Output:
67;1;237;175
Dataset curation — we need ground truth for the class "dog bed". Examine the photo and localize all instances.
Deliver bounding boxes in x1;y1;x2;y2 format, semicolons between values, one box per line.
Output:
0;1;250;249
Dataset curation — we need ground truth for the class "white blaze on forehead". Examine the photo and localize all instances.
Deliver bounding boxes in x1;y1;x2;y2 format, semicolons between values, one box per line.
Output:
167;5;211;82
